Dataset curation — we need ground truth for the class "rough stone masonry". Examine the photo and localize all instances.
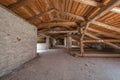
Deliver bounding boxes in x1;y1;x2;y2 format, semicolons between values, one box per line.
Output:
0;6;37;77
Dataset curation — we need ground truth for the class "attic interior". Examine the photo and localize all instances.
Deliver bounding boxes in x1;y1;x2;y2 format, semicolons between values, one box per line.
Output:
0;0;120;80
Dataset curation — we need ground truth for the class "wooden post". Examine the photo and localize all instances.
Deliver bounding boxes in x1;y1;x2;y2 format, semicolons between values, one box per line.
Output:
53;38;56;47
80;40;84;56
67;33;72;54
64;37;67;47
46;36;50;49
80;27;84;57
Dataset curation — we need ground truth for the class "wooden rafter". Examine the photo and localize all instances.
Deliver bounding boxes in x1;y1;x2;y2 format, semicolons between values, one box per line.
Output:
48;18;70;22
42;30;78;33
92;21;120;33
38;22;77;29
27;8;55;21
8;0;36;10
81;0;120;40
85;32;120;49
83;40;120;43
74;0;103;7
111;7;120;14
88;28;120;39
54;9;85;21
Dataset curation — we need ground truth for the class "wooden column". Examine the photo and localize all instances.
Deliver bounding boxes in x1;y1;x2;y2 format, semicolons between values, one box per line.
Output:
53;38;56;47
67;33;72;53
64;37;67;47
46;36;50;49
79;27;84;57
80;40;84;56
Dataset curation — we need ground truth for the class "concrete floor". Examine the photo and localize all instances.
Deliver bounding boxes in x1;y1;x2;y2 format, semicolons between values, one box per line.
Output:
1;49;120;80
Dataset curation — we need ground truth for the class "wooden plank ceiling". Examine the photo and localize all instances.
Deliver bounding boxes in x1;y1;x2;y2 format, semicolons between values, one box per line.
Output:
0;0;120;40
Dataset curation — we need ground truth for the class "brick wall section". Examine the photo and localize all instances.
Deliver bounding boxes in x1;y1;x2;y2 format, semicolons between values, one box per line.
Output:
0;6;37;77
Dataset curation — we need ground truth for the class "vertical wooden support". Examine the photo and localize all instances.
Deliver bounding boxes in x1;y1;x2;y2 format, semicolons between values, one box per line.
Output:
80;40;84;56
64;37;67;47
80;27;84;57
46;36;50;49
67;33;72;54
53;38;56;47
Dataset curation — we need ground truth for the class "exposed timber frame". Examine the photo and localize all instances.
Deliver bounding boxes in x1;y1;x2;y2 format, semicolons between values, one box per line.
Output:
79;0;120;57
38;22;77;29
8;0;36;10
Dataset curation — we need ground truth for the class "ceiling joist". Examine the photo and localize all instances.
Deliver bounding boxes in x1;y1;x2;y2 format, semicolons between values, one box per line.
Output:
81;0;120;40
42;30;78;33
28;8;55;21
38;22;77;29
92;21;120;33
83;40;120;43
55;9;85;21
88;28;120;39
8;0;36;10
85;32;120;50
74;0;103;7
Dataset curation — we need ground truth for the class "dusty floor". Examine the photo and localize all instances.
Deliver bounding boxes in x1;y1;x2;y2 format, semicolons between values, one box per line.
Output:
1;49;120;80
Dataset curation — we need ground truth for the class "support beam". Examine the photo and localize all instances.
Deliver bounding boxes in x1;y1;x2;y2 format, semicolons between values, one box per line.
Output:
90;1;120;22
111;7;120;14
80;40;84;56
49;18;70;22
81;0;120;40
74;0;103;7
85;32;100;39
83;40;120;43
91;21;120;33
55;9;85;21
46;36;50;49
8;0;36;10
79;27;84;56
28;8;55;21
88;28;120;39
67;33;72;53
38;22;77;29
85;32;120;50
43;31;78;33
64;37;67;47
83;53;120;58
105;42;120;50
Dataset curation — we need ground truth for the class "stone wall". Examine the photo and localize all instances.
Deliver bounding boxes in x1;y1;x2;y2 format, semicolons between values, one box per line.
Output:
0;6;37;77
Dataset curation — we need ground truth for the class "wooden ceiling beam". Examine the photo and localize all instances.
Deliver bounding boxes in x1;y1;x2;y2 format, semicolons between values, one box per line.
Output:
90;1;120;22
111;7;120;14
8;0;36;10
42;31;78;33
83;40;120;43
81;0;120;40
91;21;120;33
85;32;120;49
74;0;103;7
27;8;55;21
48;18;70;22
88;28;120;39
38;22;77;29
85;32;100;39
54;9;85;21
